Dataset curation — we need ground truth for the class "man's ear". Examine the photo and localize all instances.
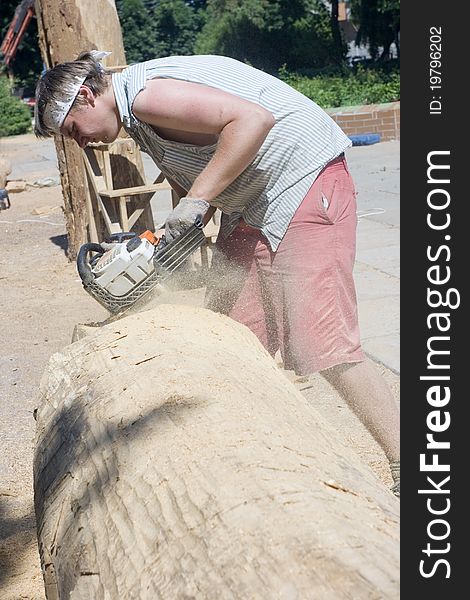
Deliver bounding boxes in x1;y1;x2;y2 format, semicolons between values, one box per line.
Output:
78;85;96;107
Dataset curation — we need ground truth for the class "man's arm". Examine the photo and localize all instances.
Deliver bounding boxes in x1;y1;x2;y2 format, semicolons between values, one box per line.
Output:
132;78;275;203
165;175;216;226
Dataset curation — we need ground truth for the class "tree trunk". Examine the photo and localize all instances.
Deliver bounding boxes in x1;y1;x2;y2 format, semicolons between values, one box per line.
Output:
330;0;344;65
34;305;399;600
34;0;126;260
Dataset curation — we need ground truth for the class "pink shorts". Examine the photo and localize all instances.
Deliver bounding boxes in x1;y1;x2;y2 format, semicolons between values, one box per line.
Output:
205;155;365;374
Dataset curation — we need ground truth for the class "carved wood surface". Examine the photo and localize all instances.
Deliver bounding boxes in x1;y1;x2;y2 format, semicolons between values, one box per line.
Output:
34;305;399;599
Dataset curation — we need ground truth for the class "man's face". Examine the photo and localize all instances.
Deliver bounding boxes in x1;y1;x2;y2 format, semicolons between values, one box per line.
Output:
60;90;120;148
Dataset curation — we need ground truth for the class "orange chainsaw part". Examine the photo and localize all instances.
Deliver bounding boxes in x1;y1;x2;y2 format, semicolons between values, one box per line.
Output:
139;230;162;245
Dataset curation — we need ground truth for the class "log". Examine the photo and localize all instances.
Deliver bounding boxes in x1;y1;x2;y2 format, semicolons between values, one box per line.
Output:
34;305;399;599
35;0;127;259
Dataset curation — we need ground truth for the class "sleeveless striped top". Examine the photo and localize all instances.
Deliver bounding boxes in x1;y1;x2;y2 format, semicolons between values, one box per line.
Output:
112;55;351;250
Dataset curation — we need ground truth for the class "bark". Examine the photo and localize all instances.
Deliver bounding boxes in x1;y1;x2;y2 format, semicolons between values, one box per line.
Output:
34;0;126;260
34;305;399;600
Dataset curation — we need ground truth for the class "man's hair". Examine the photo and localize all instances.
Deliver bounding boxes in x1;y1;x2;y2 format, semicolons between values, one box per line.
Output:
34;51;110;138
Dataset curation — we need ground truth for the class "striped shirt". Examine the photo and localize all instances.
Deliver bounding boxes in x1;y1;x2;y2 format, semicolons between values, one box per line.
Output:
112;55;351;250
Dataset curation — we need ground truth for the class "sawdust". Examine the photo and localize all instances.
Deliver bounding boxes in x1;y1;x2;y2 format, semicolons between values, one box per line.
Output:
0;184;399;599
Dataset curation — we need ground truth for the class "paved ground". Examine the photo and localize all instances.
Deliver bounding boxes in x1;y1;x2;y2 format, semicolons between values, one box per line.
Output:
346;141;400;373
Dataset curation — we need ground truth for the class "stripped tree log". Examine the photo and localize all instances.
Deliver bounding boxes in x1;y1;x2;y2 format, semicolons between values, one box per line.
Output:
34;305;399;600
35;0;128;259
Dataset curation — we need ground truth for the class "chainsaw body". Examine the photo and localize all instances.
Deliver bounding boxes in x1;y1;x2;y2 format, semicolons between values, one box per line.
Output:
90;237;156;297
77;219;206;314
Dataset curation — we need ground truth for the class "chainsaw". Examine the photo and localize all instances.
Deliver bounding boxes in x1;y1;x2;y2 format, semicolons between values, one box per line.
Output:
76;218;206;315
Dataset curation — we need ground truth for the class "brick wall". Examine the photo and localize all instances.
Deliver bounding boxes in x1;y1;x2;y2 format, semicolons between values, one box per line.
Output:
326;101;400;141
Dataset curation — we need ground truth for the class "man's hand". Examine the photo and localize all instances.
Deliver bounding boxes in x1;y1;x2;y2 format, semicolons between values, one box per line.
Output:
164;197;210;242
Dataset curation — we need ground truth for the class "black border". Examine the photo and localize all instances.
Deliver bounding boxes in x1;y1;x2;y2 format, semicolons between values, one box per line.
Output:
401;2;467;595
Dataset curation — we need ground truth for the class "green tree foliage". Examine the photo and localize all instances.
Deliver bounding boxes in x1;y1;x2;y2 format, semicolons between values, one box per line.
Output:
115;0;158;63
290;1;347;71
185;1;208;10
350;0;400;61
194;0;345;72
0;0;43;93
116;0;204;62
0;75;32;136
115;1;348;72
280;64;399;108
153;0;204;57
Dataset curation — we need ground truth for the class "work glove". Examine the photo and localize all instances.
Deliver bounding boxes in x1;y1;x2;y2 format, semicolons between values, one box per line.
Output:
164;197;210;242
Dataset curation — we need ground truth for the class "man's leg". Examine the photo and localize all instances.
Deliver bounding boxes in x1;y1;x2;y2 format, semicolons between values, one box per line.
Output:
275;157;400;495
321;359;400;463
205;225;280;356
322;359;401;496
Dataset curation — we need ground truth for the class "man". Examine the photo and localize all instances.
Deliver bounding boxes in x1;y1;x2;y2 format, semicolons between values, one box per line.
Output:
34;51;400;496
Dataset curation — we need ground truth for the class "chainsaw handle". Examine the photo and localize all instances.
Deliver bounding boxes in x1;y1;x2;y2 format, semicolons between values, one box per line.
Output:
77;243;104;285
105;231;137;244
